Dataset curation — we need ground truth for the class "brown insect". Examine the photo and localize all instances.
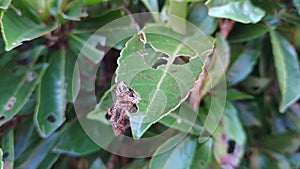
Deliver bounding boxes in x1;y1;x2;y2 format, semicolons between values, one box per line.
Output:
108;81;140;135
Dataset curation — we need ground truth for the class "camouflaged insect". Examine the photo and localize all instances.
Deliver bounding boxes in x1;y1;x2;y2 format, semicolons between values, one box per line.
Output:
108;81;140;135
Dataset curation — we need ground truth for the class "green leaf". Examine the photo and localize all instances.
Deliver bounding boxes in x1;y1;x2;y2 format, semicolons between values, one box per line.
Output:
213;102;246;168
149;136;197;169
116;24;212;138
270;31;300;112
235;101;261;127
0;149;3;169
188;3;218;35
84;0;106;5
36;153;60;169
0;46;47;126
0;8;57;51
0;0;12;9
227;88;254;101
74;9;137;49
191;138;213;168
74;8;129;33
87;86;113;125
227;39;261;85
18;0;51;20
241;76;271;94
293;0;300;15
14;131;63;169
260;132;300;153
57;0;84;21
53;120;101;156
250;151;292;169
89;158;106;169
1;129;14;169
159;102;202;135
35;49;66;138
65;48;79;102
228;23;269;43
14;117;39;160
169;1;187;34
69;33;105;63
207;0;266;24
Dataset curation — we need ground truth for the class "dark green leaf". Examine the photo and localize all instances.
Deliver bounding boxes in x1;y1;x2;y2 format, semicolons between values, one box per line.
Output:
241;76;271;94
65;48;78;102
0;148;3;169
227;40;261;85
84;0;106;5
35;49;66;138
188;3;217;35
227;89;254;101
53;120;101;156
14;131;63;169
228;23;269;43
1;129;14;169
149;136;197;169
0;8;57;51
270;31;300;112
36;153;60;169
260;132;300;153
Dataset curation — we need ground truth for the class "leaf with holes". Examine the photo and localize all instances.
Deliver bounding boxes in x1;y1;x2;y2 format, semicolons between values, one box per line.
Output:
270;31;300;112
0;46;47;126
34;49;66;138
213;102;246;168
116;24;213;138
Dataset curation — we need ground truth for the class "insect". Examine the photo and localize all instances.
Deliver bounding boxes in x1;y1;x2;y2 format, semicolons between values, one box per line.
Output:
108;81;140;135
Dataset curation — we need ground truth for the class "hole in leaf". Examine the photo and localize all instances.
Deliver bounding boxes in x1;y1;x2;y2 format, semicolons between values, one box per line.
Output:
105;113;111;120
173;56;191;65
2;152;9;159
227;140;236;154
0;115;5;120
47;114;56;123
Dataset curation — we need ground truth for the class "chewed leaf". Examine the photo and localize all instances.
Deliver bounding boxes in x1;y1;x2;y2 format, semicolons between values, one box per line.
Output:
116;24;213;139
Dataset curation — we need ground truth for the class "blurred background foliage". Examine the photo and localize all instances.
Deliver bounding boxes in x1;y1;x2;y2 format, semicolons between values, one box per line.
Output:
0;0;299;169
